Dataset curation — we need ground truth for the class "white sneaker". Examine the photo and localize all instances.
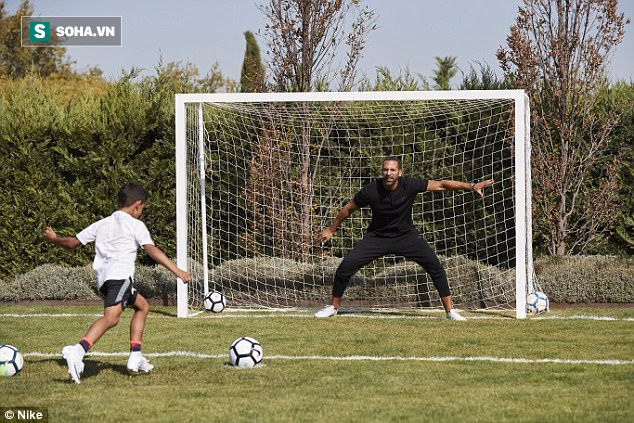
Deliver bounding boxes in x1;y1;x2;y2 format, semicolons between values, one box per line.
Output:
62;344;85;384
315;305;338;318
446;309;467;321
127;351;154;372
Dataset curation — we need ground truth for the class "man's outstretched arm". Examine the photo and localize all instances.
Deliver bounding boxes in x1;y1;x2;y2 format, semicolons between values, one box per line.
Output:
426;178;494;198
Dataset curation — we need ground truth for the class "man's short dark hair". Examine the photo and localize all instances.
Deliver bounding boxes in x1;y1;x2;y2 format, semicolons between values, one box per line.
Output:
118;182;148;208
383;156;402;169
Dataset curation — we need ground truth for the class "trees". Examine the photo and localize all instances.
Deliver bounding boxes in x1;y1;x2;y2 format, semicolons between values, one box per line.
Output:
602;81;634;255
0;0;72;78
497;0;629;255
259;0;376;92
432;56;458;90
459;62;512;90
240;31;265;93
248;0;377;260
0;59;236;279
359;66;429;91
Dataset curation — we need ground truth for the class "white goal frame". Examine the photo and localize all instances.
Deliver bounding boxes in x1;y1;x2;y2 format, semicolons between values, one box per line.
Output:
175;90;532;318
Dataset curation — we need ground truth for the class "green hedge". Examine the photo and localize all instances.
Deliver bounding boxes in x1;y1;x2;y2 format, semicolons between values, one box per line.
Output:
0;71;194;280
0;264;177;303
1;255;631;304
534;255;634;303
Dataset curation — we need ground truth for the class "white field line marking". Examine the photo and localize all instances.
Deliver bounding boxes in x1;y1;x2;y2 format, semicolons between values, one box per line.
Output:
24;351;633;365
0;313;103;318
534;314;634;322
2;312;633;321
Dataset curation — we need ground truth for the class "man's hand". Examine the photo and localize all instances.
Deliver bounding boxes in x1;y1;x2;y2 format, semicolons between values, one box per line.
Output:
473;178;494;197
320;228;334;245
320;200;359;245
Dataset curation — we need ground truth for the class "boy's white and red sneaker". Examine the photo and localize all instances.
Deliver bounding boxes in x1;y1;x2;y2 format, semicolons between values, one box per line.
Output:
127;351;154;372
62;344;85;384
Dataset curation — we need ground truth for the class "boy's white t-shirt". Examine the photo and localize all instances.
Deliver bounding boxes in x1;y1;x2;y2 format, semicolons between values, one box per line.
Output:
76;210;154;288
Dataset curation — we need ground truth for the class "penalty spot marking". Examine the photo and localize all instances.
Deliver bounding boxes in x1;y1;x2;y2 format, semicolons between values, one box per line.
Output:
24;351;633;365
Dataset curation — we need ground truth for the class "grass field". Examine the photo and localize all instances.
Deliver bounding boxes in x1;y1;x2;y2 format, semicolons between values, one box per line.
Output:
1;305;633;422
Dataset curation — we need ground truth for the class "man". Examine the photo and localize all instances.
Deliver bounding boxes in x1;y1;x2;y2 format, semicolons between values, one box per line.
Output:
316;157;494;320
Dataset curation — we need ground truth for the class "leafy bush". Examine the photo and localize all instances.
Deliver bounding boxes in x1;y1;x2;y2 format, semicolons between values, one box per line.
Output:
2;256;632;304
207;255;634;306
535;255;634;303
0;277;18;301
377;256;514;308
10;264;97;300
210;257;332;304
0;69;195;280
207;255;513;307
134;265;178;303
1;264;177;302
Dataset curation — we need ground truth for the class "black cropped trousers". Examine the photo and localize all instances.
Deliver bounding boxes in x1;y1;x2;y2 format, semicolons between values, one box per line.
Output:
332;230;451;298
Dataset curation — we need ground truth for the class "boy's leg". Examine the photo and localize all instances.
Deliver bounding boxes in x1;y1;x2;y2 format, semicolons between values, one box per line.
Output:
129;293;149;344
84;304;124;344
62;304;123;384
126;293;154;372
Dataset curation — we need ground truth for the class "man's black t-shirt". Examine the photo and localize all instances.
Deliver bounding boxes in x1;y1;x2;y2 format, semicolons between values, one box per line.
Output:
353;176;428;237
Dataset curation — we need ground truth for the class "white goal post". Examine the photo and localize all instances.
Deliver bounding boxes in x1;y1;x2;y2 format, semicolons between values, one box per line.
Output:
175;90;532;318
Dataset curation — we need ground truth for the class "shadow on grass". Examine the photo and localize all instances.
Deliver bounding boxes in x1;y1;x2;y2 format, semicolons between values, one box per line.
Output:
54;358;151;383
149;308;178;318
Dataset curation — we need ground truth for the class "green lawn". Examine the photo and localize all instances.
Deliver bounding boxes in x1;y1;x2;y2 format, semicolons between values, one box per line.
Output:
1;305;633;422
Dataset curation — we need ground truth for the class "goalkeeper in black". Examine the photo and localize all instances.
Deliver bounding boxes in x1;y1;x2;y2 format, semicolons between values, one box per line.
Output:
315;156;494;320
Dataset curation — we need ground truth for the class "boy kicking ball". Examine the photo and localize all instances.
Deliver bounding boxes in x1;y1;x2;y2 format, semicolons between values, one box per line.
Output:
43;182;192;384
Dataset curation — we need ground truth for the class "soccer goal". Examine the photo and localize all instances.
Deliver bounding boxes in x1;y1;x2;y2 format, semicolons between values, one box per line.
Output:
175;90;532;318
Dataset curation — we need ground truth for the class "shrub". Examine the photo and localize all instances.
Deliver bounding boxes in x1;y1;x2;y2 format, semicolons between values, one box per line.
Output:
207;255;514;307
377;256;514;308
3;256;633;304
0;278;18;301
2;264;178;302
534;255;634;303
11;264;97;300
134;265;177;304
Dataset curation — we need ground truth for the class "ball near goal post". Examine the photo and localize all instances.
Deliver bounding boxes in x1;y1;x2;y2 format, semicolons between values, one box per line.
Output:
175;91;533;318
203;290;226;313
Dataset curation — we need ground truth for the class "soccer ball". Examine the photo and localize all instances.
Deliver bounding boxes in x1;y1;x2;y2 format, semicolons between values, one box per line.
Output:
229;336;263;368
0;344;24;376
526;291;549;315
203;291;226;313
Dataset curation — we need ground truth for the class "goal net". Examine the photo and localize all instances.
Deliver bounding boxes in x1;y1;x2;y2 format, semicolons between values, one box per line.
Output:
175;91;532;318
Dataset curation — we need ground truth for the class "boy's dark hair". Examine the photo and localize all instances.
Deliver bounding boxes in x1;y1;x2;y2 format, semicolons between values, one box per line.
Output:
118;182;148;208
383;156;402;169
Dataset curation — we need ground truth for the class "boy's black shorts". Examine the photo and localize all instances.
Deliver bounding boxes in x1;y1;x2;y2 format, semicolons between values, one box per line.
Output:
99;278;138;309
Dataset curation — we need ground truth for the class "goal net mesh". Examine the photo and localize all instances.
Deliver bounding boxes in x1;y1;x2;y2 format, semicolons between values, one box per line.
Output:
181;95;529;313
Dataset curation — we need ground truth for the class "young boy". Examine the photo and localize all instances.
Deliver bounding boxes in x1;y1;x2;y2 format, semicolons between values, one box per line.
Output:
43;181;192;384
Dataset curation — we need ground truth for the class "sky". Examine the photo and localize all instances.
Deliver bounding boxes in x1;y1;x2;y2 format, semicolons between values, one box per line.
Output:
7;0;634;85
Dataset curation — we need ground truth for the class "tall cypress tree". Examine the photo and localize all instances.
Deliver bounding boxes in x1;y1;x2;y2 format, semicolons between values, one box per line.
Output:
432;56;458;90
240;31;265;92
